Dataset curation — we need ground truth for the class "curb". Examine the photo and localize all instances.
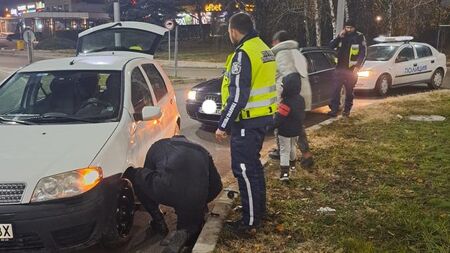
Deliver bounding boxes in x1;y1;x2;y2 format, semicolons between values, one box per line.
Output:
192;116;341;253
172;78;206;85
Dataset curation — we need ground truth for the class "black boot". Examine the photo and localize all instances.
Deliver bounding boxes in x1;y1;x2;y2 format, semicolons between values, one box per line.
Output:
279;166;290;181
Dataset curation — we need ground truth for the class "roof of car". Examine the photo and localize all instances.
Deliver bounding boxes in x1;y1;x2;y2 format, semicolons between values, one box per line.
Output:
300;47;335;53
18;54;145;72
371;42;430;47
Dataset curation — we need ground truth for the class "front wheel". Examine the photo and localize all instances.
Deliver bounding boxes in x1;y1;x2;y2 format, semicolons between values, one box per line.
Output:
101;178;135;248
375;74;391;97
428;69;444;89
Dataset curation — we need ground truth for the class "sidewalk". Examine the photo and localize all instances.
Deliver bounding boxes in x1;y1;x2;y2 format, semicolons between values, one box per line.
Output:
0;49;225;69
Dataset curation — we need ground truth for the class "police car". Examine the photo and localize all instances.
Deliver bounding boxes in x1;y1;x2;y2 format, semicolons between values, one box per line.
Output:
0;22;180;251
356;36;447;96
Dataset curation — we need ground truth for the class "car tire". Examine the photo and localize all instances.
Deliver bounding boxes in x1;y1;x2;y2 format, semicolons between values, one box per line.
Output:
428;69;444;89
101;178;135;248
375;74;391;97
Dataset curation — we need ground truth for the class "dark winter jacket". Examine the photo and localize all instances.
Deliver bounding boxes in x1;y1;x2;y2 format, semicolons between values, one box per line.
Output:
329;31;367;70
274;73;305;137
133;135;223;209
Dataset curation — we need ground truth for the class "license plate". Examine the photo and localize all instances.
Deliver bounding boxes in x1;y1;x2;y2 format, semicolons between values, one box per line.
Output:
198;108;221;115
0;224;13;240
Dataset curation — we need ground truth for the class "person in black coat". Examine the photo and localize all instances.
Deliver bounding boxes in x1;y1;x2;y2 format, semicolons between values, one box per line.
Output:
274;73;310;180
128;135;222;252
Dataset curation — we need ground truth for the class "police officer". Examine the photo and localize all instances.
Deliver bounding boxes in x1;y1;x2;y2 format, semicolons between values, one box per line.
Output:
328;19;367;117
128;135;222;252
215;12;277;235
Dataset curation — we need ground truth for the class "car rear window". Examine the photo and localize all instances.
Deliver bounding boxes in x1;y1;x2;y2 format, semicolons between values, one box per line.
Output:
414;45;433;58
142;64;168;102
306;52;334;72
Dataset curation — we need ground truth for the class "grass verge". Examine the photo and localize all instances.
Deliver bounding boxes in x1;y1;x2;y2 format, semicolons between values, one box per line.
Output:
216;90;450;253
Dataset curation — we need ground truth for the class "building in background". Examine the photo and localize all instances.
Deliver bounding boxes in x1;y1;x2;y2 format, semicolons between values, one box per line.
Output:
4;0;110;35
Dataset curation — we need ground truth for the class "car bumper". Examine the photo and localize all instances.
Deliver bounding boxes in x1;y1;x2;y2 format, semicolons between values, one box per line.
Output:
0;174;121;252
186;101;220;126
355;77;377;90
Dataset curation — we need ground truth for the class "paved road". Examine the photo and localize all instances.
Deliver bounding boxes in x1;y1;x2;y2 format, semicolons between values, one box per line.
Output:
0;55;449;253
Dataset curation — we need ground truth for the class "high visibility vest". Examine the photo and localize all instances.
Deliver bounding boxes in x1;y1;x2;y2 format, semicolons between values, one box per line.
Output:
338;32;364;68
221;37;277;121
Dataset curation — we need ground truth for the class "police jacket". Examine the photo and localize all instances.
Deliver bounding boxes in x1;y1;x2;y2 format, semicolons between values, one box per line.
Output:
218;29;275;131
329;31;367;69
274;73;305;137
134;135;222;209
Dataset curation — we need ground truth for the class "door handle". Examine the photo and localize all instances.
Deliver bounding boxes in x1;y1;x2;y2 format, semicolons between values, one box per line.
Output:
413;63;418;67
431;60;435;64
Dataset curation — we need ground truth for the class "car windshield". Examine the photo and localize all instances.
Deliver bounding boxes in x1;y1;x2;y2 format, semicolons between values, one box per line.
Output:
367;45;399;61
0;70;122;124
78;28;159;54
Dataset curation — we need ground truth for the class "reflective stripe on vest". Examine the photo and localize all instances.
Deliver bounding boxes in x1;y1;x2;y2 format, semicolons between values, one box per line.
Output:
349;44;360;67
221;37;277;121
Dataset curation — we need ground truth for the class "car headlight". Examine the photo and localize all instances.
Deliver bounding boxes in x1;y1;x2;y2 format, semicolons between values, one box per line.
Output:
187;90;197;100
357;71;371;78
31;167;103;203
201;99;217;114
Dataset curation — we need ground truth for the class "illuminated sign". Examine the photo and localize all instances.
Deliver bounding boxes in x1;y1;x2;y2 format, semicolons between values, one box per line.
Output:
245;4;255;12
10;9;18;16
17;5;27;11
36;2;45;10
204;3;222;12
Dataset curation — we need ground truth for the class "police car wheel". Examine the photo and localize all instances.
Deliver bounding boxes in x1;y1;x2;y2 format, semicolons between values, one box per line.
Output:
102;178;135;248
375;74;391;97
428;69;444;89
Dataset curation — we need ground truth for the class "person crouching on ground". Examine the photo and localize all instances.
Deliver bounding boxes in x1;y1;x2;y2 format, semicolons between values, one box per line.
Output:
127;135;222;253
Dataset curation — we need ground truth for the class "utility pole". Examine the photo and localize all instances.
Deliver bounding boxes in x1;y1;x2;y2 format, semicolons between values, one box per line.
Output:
336;0;346;35
113;1;121;47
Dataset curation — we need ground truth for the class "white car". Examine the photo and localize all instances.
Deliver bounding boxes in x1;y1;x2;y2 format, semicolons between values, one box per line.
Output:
0;22;180;251
356;37;447;96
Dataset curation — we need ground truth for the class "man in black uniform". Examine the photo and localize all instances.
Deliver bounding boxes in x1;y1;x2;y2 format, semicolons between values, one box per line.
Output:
128;135;222;252
328;19;367;117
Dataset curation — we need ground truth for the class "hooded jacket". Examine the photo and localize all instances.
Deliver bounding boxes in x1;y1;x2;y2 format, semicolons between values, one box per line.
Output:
274;73;305;137
271;40;312;111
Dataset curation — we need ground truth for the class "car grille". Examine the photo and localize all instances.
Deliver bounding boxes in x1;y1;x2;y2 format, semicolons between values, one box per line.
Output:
0;183;26;204
196;92;221;103
0;233;45;251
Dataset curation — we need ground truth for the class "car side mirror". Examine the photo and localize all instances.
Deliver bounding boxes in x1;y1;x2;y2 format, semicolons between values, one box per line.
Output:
141;106;162;121
396;56;408;63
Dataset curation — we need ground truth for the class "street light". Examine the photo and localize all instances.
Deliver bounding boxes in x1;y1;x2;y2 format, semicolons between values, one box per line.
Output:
376;16;382;22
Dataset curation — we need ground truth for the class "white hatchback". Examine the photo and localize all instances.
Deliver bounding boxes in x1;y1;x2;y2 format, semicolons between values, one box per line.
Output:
355;37;447;96
0;22;180;251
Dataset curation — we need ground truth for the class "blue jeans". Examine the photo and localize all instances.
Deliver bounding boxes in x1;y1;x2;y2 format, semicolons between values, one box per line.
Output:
330;68;358;113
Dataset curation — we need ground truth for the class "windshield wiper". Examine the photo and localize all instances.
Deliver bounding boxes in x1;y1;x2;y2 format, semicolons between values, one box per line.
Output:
0;116;36;125
30;113;102;123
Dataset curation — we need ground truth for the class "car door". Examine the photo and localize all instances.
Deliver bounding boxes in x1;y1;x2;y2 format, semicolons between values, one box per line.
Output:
129;66;163;167
141;62;177;138
305;51;335;105
303;52;321;106
392;45;417;85
413;44;435;82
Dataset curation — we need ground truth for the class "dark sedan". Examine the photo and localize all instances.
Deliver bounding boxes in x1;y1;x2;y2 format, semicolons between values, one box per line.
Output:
186;47;344;127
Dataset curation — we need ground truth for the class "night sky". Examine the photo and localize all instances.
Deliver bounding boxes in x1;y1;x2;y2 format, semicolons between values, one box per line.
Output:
1;0;25;12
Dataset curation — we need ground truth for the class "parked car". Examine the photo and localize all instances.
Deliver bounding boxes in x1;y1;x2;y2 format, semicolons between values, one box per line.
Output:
0;21;180;252
186;47;344;127
355;36;447;96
